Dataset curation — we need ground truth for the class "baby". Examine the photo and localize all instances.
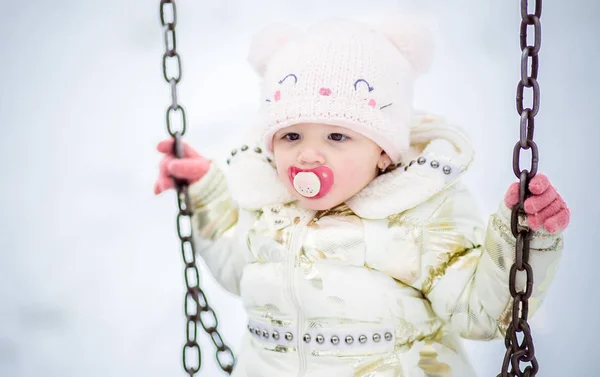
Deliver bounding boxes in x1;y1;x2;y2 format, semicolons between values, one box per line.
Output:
155;18;570;377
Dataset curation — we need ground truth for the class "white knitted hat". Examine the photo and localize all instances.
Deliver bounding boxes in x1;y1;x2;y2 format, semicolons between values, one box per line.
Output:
248;17;434;163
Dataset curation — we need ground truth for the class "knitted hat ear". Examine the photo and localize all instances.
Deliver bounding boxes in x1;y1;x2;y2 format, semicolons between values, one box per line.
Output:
377;16;434;76
247;23;300;77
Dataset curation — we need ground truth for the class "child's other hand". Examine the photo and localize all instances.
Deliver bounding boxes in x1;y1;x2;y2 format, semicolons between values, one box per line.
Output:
504;174;570;233
154;139;211;195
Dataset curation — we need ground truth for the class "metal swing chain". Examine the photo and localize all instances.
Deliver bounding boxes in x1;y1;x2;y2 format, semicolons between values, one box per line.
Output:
159;1;235;375
499;1;542;376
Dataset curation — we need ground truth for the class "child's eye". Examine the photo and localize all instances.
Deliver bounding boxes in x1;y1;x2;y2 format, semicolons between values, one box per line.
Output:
328;133;348;142
283;133;300;141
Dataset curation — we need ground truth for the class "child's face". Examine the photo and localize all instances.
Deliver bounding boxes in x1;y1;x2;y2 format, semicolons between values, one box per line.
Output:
272;123;391;211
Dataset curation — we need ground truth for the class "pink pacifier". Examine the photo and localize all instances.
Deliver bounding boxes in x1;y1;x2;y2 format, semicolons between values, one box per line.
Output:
288;166;334;199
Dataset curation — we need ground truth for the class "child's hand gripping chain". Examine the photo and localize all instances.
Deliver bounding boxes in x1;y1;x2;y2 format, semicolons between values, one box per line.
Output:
504;174;571;233
154;139;211;194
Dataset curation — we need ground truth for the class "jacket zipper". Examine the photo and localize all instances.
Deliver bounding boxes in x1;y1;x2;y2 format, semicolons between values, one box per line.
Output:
286;211;314;377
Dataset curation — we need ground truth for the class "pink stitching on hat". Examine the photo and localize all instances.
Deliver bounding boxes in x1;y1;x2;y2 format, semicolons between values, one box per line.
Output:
319;88;332;96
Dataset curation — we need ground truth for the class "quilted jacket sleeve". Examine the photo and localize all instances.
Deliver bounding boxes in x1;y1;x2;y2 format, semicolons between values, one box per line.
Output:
187;163;256;296
368;183;564;340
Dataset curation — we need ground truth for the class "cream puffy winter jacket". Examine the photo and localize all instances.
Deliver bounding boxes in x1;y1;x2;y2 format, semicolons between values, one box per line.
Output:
187;114;563;377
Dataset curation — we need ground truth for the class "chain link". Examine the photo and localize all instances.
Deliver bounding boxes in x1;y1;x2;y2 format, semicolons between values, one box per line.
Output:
159;1;235;375
499;1;542;376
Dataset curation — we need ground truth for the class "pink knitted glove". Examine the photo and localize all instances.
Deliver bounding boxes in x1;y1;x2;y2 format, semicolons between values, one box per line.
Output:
504;174;570;234
154;139;211;195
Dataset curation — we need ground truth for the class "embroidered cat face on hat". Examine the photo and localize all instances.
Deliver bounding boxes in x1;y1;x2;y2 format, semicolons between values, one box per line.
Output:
248;17;434;164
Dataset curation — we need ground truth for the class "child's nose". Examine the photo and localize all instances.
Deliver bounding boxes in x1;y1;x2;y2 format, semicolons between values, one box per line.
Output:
298;148;325;166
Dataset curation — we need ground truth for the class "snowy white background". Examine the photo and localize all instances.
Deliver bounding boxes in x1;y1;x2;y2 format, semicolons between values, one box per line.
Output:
1;0;598;376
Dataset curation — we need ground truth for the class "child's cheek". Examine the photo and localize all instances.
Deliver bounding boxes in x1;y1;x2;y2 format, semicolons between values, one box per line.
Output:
333;162;353;186
273;154;290;183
